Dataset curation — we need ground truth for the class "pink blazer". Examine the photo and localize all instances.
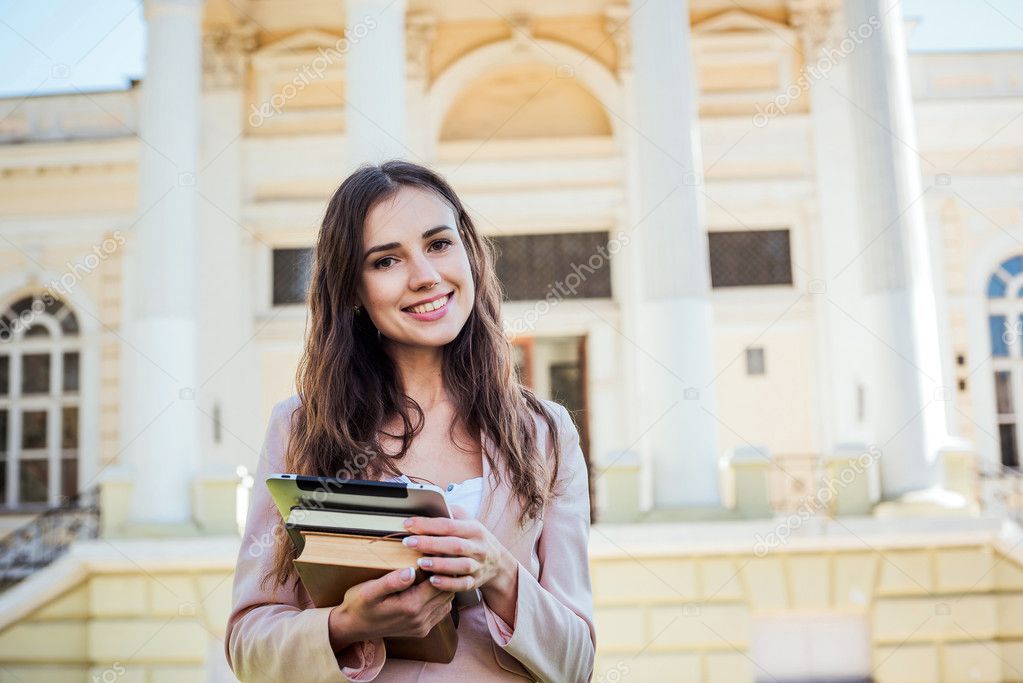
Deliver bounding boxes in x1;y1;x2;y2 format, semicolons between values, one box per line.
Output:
225;394;596;682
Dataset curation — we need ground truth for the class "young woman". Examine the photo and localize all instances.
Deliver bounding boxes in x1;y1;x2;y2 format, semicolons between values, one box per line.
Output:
225;161;595;682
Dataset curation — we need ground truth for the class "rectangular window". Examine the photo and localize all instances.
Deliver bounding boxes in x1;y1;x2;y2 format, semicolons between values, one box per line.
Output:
272;247;314;306
61;406;79;502
708;229;793;288
20;459;47;504
63;352;79;392
490;232;614;302
22;410;47;450
0;409;6;506
61;458;77;502
746;347;766;375
996;371;1014;415
62;406;78;450
999;423;1019;468
22;353;50;394
990;315;1010;357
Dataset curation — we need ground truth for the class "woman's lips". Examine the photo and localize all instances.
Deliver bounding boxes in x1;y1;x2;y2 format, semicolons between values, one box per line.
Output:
403;292;453;321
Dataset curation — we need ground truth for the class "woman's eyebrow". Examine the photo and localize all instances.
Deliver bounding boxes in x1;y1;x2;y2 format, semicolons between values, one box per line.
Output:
363;225;454;261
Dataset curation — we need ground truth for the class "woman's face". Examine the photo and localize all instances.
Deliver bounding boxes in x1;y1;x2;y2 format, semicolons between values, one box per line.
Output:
356;185;475;351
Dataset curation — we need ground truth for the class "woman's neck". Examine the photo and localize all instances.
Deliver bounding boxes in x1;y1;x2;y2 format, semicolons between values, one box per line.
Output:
386;342;448;411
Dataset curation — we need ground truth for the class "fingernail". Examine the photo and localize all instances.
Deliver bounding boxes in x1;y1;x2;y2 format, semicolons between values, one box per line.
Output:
429;575;440;585
401;567;413;580
403;536;418;547
403;518;413;528
417;557;432;568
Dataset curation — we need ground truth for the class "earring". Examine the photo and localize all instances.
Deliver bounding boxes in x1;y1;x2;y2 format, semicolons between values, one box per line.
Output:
353;304;362;314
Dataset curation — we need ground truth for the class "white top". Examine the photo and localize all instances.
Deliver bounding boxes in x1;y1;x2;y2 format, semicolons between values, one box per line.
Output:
386;474;485;519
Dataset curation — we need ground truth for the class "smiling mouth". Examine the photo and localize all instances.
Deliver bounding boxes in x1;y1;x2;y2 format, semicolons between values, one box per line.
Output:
403;292;453;315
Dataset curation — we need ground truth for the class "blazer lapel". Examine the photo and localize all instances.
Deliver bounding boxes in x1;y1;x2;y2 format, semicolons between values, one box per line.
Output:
477;417;544;555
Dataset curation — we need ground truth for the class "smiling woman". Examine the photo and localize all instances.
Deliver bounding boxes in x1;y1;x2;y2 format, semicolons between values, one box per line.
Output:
225;160;596;683
356;190;474;349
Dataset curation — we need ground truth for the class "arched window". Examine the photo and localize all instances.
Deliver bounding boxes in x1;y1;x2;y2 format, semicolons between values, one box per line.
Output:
987;255;1023;468
0;294;81;509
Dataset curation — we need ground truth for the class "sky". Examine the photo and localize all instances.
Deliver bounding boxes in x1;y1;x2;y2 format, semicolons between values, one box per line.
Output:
0;0;1021;99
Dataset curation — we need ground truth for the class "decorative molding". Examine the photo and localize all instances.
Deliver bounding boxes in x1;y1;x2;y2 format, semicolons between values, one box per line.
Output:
0;162;134;179
695;8;791;34
406;11;437;82
786;0;841;50
604;4;631;74
508;12;535;53
202;23;258;89
252;28;344;60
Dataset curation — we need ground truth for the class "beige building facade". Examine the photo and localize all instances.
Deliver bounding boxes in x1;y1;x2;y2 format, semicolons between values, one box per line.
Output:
0;0;1022;681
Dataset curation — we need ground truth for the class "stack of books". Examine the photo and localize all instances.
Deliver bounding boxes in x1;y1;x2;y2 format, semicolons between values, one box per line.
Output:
286;507;459;663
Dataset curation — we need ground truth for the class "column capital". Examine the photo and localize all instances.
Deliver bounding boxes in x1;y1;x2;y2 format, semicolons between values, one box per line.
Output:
786;0;841;50
202;23;257;90
406;11;437;82
144;0;203;21
604;4;632;74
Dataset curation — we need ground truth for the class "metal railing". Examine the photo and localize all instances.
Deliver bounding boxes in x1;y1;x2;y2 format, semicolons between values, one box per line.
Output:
977;461;1023;525
0;488;100;592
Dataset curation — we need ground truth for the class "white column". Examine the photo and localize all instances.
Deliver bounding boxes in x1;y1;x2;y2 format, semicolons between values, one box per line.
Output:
606;7;647;511
800;11;873;456
199;26;260;474
120;0;202;525
628;0;720;507
345;0;408;165
845;0;949;496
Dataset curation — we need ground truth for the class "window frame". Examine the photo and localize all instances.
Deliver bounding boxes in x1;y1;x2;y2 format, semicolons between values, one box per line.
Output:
986;257;1023;468
0;296;82;511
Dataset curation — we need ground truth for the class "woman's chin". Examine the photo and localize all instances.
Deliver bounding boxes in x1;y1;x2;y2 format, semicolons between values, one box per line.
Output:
386;326;461;350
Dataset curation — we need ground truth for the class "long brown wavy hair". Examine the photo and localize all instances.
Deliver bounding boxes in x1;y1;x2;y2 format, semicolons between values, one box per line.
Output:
263;160;562;590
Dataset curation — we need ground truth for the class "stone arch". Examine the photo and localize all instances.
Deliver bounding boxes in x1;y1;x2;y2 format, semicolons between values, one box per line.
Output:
427;38;625;148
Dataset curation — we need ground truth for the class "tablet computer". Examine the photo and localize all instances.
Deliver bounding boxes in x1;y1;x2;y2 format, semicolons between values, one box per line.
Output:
267;473;451;528
266;473;481;608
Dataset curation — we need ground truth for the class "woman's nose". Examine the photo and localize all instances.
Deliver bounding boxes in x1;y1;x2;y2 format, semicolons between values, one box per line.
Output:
408;254;441;290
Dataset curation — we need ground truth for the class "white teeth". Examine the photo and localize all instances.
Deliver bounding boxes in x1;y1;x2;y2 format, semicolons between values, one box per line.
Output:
408;294;449;314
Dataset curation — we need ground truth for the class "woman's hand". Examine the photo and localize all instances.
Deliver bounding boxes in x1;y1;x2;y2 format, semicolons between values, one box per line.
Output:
401;505;520;626
328;567;455;651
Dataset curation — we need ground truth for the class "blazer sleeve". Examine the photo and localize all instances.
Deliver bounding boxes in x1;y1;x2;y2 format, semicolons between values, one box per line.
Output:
224;398;387;683
481;401;597;683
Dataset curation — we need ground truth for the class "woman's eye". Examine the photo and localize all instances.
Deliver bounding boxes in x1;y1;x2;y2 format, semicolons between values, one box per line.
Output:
373;256;397;269
429;239;453;252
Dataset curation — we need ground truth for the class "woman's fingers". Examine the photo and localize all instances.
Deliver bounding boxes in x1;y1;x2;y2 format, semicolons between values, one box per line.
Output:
398;576;453;610
426;573;476;592
403;515;480;538
416;556;479;576
359;565;418;603
403;535;475;557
